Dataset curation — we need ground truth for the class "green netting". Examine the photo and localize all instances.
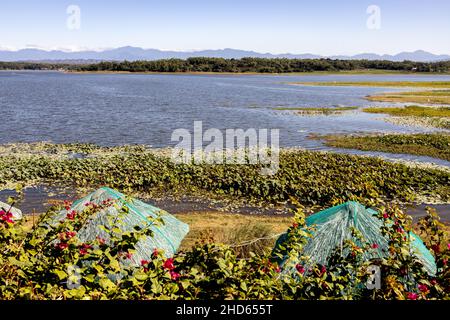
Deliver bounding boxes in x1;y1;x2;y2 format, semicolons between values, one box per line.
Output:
51;187;189;265
274;201;437;276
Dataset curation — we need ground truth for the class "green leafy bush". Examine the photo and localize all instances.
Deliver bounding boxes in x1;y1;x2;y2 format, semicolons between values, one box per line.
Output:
1;199;448;300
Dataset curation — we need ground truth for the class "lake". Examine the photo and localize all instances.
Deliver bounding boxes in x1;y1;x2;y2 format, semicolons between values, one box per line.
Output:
1;71;449;165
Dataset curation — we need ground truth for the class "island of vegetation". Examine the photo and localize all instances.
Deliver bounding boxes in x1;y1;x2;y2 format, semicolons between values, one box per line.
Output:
319;133;450;162
1;57;450;73
290;81;450;105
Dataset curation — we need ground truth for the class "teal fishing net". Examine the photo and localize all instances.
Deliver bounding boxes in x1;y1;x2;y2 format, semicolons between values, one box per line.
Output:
274;201;437;276
51;187;189;265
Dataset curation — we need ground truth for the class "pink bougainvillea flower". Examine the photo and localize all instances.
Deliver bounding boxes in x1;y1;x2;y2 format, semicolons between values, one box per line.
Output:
320;265;327;276
295;264;305;274
57;242;69;250
66;210;76;220
431;244;440;254
407;292;418;300
169;270;181;281
447;243;450;250
163;258;175;271
371;243;379;249
64;200;72;211
418;284;429;293
443;259;448;266
67;231;76;239
0;210;14;224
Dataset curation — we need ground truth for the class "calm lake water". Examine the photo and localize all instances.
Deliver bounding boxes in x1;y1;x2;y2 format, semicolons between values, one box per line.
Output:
1;71;449;165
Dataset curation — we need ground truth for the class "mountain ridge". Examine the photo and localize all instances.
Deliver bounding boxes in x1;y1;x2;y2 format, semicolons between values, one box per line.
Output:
0;47;449;62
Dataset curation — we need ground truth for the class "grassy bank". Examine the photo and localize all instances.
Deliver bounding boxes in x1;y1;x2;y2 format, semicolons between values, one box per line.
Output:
320;133;450;162
1;143;449;208
362;105;450;129
366;90;450;105
290;81;450;88
363;105;450;117
290;81;450;105
273;106;358;114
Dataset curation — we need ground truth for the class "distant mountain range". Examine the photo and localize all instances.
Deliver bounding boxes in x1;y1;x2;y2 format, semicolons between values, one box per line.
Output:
0;47;449;62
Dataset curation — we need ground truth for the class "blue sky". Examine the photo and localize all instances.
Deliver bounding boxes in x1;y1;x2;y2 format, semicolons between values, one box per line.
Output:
1;0;449;55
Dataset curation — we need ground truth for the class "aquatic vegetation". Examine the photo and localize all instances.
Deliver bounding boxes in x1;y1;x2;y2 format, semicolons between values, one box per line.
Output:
382;116;450;130
274;106;358;115
290;81;450;105
0;143;449;208
362;106;450;129
320;133;450;162
291;81;450;88
366;91;450;105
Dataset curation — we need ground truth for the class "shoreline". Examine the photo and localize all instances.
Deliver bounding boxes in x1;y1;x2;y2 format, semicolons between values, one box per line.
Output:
3;69;450;76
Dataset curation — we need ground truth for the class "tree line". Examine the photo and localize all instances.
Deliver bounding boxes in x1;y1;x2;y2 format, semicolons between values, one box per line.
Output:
1;57;450;73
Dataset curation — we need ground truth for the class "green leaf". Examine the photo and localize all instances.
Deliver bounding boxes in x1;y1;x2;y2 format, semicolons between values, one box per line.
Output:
53;270;68;280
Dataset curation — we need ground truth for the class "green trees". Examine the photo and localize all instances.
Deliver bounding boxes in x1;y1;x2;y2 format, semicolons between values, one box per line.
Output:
2;58;450;73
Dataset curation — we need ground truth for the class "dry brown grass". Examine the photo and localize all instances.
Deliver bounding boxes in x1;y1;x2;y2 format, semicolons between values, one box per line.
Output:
174;212;292;251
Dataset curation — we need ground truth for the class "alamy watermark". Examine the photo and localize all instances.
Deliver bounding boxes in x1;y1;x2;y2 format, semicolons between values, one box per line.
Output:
366;265;381;290
171;121;279;175
66;264;81;289
66;5;81;30
366;5;381;30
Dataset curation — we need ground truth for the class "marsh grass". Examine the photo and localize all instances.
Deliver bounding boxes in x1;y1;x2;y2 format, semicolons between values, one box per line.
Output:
290;81;450;105
291;81;450;88
274;106;358;115
321;133;450;162
363;105;450;117
173;212;291;254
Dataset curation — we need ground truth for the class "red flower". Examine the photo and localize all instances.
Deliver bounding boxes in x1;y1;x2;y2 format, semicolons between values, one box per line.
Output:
407;292;418;300
431;244;440;254
447;243;450;250
59;231;76;240
443;259;448;266
79;248;88;256
430;279;437;285
371;243;379;249
320;265;327;276
124;252;132;260
163;258;175;271
169;270;180;281
96;237;106;245
141;260;149;266
152;248;159;257
295;264;305;274
396;227;404;234
275;266;281;273
292;223;299;228
382;213;388;219
0;210;14;224
418;284;429;293
57;242;69;250
66;210;76;220
64;200;72;211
